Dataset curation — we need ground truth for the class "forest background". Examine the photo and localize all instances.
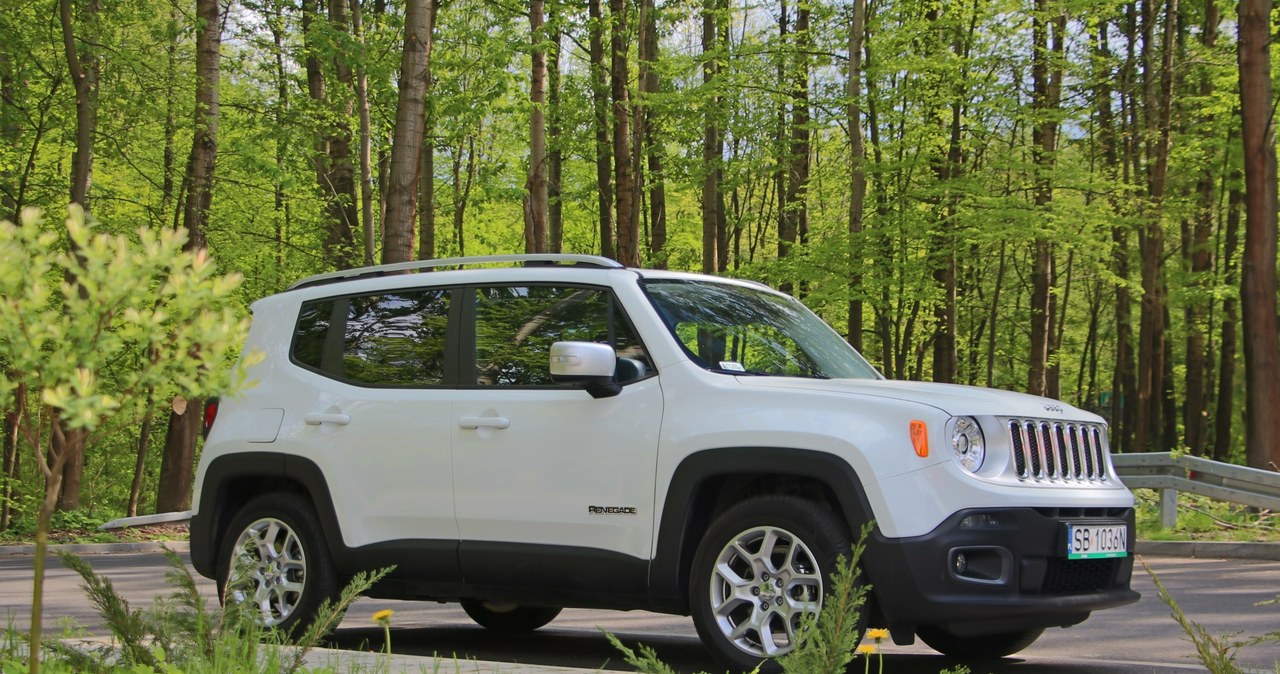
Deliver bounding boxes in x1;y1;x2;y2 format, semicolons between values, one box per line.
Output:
1;0;1279;530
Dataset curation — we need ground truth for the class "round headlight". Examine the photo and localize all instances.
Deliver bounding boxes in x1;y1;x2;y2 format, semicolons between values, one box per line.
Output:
951;416;985;473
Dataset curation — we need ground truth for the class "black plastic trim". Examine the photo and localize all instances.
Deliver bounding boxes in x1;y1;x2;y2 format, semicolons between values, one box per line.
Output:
864;507;1140;634
190;451;286;578
649;447;876;612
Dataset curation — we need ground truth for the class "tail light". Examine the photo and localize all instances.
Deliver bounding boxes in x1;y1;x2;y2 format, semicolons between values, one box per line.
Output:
203;398;219;438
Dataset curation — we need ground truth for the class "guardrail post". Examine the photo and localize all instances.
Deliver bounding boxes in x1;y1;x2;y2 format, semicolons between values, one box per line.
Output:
1159;488;1177;529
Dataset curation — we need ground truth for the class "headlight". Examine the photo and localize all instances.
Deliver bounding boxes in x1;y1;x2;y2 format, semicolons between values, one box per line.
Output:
951;416;985;473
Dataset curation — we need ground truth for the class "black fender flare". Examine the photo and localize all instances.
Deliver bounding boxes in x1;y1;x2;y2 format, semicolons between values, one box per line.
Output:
189;452;343;579
647;447;878;612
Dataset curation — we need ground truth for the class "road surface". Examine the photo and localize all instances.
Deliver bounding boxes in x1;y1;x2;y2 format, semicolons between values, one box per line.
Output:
1;551;1277;672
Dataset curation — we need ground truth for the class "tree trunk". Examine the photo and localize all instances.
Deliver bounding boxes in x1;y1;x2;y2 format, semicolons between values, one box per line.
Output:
638;0;665;267
525;0;548;254
1134;0;1176;452
156;0;221;513
419;86;436;259
383;0;437;264
610;0;637;266
59;0;97;209
1027;0;1064;396
328;0;360;266
451;134;477;256
1183;0;1218;456
1;384;22;531
1092;15;1137;450
1213;164;1241;461
846;0;867;350
181;0;220;252
302;0;358;270
777;0;809;292
156;399;199;512
351;0;377;265
588;0;614;258
1237;0;1280;470
127;403;154;518
55;0;100;511
701;0;724;274
268;1;291;279
548;24;563;254
0;50;14;222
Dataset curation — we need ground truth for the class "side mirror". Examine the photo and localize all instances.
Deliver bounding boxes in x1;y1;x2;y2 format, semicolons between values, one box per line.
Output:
550;341;621;399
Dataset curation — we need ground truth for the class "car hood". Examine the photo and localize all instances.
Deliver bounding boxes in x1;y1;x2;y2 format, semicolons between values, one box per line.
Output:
733;377;1103;422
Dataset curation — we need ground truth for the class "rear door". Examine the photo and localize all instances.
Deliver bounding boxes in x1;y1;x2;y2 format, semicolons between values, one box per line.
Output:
285;288;460;578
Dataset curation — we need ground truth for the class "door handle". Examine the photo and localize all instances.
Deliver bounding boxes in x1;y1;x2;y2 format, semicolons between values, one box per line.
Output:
458;416;511;430
304;413;351;426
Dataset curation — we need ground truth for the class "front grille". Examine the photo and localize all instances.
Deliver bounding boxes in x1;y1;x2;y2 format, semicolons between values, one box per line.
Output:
1041;558;1121;594
1007;419;1110;483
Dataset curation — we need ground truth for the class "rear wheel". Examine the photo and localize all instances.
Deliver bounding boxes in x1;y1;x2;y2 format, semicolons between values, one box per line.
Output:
916;625;1044;659
689;496;863;673
460;600;561;632
217;493;338;635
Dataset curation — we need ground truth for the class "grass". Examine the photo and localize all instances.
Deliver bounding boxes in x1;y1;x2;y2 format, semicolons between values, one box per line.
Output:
1134;489;1280;542
0;510;189;546
1;548;396;673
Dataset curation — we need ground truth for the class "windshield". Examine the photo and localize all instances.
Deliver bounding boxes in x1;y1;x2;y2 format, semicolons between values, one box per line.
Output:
642;279;881;380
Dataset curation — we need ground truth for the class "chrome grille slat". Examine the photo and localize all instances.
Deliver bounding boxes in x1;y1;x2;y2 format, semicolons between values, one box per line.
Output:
1006;418;1111;484
1026;421;1042;478
1040;422;1057;479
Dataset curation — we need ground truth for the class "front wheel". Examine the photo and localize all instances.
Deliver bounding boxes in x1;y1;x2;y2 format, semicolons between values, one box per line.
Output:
217;493;338;635
460;600;561;632
689;496;863;673
916;625;1044;659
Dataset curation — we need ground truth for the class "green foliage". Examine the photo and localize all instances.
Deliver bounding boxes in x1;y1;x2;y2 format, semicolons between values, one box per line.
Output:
779;524;872;674
1;549;392;674
1134;490;1280;542
602;632;684;674
0;206;252;434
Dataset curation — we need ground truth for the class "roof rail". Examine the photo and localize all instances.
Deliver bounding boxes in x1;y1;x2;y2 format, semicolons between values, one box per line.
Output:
289;254;625;290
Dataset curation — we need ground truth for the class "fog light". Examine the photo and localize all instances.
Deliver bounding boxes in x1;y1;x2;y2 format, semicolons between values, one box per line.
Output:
960;513;1002;529
948;547;1011;585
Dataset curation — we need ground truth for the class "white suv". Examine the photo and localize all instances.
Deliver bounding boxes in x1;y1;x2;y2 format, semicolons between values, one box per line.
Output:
191;254;1137;670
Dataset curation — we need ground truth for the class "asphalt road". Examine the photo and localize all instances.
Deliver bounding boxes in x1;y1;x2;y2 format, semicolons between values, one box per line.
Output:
2;551;1278;673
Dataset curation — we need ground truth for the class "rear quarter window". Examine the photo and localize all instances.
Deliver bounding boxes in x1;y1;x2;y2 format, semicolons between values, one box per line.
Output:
291;289;451;387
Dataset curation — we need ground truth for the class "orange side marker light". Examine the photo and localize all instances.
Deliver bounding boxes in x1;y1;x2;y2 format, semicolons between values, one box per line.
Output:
909;420;929;458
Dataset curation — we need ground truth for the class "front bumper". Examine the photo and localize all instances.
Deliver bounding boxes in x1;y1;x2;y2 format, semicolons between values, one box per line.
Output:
864;506;1139;637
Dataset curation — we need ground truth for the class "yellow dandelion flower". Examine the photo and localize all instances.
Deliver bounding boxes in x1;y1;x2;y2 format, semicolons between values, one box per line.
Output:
372;609;395;624
866;628;890;642
856;644;877;655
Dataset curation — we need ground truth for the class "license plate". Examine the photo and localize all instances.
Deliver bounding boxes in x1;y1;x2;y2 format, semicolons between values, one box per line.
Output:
1065;523;1128;559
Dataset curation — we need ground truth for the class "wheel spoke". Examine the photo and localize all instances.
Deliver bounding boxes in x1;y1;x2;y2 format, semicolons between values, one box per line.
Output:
705;522;827;662
228;516;308;628
758;615;784;656
757;529;782;572
714;559;750;587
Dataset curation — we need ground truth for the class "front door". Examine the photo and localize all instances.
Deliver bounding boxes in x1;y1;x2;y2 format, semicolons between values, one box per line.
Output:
451;285;663;593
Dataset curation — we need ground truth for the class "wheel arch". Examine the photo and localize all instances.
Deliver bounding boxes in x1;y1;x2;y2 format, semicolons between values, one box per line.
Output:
649;447;877;613
190;452;342;579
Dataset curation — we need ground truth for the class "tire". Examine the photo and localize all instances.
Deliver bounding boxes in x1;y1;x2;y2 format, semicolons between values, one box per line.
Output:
689;495;863;673
459;600;562;632
916;625;1044;659
216;493;339;635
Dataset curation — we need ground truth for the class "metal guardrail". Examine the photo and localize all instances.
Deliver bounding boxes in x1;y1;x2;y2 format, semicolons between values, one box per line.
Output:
1112;452;1280;528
